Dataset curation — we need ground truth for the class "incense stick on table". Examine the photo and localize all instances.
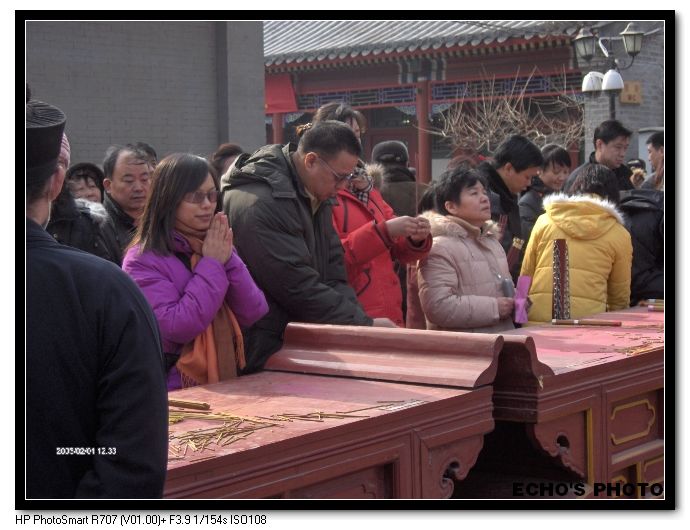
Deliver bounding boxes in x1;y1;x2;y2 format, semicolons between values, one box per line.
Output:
551;319;622;327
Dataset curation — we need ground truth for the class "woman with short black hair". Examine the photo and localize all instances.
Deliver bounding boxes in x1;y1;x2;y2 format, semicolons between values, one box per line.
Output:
417;165;515;332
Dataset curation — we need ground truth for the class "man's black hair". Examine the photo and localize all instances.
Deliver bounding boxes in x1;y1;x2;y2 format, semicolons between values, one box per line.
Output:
103;144;150;179
593;119;632;147
131;141;158;165
492;135;544;172
646;131;664;149
298;120;362;160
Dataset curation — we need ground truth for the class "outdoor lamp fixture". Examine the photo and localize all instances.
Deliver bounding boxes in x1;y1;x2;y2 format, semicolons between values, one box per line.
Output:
574;22;645;119
573;27;597;62
620;22;644;59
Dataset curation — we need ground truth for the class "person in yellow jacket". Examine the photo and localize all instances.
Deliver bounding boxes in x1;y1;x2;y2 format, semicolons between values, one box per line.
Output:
520;163;632;322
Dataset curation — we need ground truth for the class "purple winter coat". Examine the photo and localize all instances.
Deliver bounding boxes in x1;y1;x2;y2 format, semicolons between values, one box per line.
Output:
122;231;269;390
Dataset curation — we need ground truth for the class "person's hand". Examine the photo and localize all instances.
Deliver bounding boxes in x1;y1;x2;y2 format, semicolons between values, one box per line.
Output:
386;216;431;242
202;212;233;264
409;215;431;242
372;317;398;328
497;297;515;320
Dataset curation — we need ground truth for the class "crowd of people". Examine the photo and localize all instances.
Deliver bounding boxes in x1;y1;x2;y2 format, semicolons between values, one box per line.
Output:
26;91;665;498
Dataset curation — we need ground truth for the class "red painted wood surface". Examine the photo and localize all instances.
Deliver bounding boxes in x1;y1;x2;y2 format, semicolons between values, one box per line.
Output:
487;306;665;498
265;322;504;388
165;371;494;499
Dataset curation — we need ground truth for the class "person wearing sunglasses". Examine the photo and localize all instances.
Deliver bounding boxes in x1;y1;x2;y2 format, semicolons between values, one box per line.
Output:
122;153;268;391
221;120;390;373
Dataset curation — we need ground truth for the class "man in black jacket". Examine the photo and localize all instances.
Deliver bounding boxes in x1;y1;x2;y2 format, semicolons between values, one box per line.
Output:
618;189;664;305
101;144;153;263
25;97;168;499
221;121;391;372
563;119;634;194
641;131;664;191
476;135;543;280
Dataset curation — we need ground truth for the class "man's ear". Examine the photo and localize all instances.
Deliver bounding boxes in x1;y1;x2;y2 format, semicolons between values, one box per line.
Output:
48;168;65;202
303;151;317;170
594;139;603;151
103;178;112;192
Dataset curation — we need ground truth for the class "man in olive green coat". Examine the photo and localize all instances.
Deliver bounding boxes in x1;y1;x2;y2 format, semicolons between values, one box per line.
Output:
221;121;392;372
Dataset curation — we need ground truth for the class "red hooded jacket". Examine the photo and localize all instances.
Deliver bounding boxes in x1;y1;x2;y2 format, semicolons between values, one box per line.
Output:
332;187;431;326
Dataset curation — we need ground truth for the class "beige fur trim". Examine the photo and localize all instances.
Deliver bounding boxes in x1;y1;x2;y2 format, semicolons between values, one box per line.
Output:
364;163;384;189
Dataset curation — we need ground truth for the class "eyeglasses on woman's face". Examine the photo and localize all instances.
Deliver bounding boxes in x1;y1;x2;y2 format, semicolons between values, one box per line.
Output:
183;189;219;204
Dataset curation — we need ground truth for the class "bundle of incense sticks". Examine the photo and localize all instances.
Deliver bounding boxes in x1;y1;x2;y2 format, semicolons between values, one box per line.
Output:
647;306;664;312
551;319;622;327
169;399;211;411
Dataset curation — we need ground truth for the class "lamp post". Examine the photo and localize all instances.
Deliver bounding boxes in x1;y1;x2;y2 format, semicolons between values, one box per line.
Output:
574;22;644;119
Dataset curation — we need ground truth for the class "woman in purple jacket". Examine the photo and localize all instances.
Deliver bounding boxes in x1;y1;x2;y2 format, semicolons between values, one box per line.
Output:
122;153;268;391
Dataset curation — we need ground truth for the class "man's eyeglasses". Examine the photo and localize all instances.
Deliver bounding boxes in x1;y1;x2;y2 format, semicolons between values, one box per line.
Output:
317;157;356;183
183;189;219;204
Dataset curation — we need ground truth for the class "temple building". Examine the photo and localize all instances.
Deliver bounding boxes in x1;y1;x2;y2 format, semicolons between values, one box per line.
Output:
263;20;665;182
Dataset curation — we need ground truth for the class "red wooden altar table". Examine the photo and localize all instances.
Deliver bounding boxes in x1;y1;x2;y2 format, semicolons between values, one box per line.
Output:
165;328;504;499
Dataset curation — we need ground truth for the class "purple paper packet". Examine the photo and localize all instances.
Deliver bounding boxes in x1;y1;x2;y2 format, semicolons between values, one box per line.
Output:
514;275;532;324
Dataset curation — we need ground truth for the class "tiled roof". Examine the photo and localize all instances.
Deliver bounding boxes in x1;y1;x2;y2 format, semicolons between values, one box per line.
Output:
264;20;584;66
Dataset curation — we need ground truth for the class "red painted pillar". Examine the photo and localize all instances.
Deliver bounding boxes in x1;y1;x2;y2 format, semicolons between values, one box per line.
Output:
272;113;284;145
415;80;431;184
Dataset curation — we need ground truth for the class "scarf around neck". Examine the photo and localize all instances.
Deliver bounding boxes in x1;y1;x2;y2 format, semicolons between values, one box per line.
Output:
174;232;245;387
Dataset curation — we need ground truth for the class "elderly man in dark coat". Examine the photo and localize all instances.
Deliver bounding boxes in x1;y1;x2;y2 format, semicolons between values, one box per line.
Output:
221;121;392;373
25;96;168;499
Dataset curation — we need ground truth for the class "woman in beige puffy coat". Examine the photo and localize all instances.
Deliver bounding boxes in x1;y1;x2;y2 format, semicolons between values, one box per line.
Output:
418;166;515;333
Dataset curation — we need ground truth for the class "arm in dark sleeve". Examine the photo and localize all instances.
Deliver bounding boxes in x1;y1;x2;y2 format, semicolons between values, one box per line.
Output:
223;250;269;327
519;195;541;247
235;201;372;325
75;269;168;498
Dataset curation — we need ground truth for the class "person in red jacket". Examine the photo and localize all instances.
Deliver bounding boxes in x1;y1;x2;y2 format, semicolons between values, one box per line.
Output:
332;168;432;326
301;102;432;326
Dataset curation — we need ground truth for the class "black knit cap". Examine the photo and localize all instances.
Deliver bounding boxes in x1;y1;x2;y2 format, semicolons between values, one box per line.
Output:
26;99;66;186
371;140;409;164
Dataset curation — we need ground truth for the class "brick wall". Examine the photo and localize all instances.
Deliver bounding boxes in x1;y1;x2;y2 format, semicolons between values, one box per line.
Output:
26;21;265;167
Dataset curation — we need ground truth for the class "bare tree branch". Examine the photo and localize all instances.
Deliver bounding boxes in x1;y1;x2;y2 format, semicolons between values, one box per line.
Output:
426;67;584;158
